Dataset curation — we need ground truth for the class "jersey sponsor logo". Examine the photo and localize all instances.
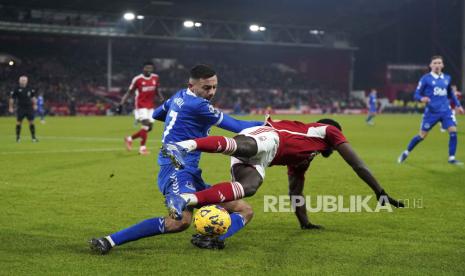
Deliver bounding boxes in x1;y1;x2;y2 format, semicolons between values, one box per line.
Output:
208;105;220;117
141;86;156;92
174;97;184;108
433;87;447;96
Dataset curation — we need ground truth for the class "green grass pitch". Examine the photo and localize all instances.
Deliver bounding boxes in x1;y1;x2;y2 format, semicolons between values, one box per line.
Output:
1;114;464;275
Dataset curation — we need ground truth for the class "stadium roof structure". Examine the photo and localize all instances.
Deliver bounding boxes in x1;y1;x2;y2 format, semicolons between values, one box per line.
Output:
0;0;417;49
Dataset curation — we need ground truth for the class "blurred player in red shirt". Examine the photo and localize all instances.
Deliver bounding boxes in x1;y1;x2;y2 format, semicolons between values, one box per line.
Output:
162;117;404;222
119;61;163;155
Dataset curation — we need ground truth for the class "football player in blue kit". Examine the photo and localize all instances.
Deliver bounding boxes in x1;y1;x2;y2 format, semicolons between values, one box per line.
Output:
398;56;464;165
89;65;263;253
366;89;377;125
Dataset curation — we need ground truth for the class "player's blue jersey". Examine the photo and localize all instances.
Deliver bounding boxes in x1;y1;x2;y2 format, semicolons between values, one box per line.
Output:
414;72;461;113
368;94;376;110
37;96;44;108
157;89;224;167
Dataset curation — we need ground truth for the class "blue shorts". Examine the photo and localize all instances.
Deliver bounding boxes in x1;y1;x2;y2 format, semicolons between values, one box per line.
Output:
421;110;456;131
157;164;210;196
369;106;377;113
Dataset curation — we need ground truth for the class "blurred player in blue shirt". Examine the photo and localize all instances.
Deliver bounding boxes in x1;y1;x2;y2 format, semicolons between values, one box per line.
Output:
398;56;464;165
37;93;45;124
90;65;263;253
366;89;377;125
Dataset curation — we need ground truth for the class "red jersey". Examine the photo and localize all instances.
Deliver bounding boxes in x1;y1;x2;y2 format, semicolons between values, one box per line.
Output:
129;73;160;109
450;91;462;109
265;118;348;166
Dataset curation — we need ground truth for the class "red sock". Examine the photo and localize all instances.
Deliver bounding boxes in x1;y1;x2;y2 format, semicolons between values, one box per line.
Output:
194;182;244;205
131;129;143;140
140;129;148;146
194;136;237;154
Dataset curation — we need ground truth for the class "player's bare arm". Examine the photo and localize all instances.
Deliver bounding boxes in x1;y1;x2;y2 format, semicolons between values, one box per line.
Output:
287;159;322;229
335;142;404;207
119;87;135;106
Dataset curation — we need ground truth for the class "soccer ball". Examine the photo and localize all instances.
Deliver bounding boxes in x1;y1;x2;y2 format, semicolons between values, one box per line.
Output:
194;205;231;236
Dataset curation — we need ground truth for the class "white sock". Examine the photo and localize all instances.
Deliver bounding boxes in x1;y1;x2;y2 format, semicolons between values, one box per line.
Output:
177;140;197;152
180;193;198;206
404;150;409;155
105;236;116;247
449;156;455;161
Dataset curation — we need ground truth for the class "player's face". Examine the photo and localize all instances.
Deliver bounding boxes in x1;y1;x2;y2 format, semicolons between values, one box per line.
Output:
143;65;154;76
19;76;28;87
429;58;444;74
191;75;218;101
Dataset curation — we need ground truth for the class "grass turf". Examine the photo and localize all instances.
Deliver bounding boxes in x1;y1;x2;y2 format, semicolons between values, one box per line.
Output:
0;114;464;275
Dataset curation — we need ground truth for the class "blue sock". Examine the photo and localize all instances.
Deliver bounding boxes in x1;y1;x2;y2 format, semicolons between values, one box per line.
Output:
109;217;165;246
407;135;423;152
219;213;246;241
449;132;457;157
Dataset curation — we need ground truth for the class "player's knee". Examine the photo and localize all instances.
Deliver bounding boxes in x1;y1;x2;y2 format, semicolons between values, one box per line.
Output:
242;180;261;197
232;135;257;157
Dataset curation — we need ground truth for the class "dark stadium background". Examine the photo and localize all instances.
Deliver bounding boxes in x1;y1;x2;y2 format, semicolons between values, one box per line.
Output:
0;0;462;114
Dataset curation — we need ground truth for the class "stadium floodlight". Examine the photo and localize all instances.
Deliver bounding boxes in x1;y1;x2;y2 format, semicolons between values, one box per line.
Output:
309;29;324;35
194;22;202;27
249;24;260;32
183;20;195;28
250;24;266;32
8;60;14;66
136;15;145;20
123;12;136;21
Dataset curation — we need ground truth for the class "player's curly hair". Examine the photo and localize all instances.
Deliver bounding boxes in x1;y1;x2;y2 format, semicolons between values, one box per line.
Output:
317;118;342;131
316;118;342;158
190;64;216;80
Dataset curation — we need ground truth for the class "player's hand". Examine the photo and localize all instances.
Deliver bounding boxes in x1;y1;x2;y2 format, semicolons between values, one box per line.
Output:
33;105;38;111
420;97;430;103
115;104;123;114
376;190;404;208
456;106;464;115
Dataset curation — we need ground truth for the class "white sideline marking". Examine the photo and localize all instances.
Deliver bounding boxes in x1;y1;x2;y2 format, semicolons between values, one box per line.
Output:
0;148;124;155
2;135;162;142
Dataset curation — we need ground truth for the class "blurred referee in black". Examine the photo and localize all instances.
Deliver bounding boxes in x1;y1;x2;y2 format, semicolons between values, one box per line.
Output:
8;75;38;142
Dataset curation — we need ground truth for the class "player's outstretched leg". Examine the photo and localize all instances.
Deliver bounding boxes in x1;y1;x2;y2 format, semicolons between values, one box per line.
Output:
125;123;150;154
448;131;463;165
398;134;424;163
89;214;191;254
166;165;262;220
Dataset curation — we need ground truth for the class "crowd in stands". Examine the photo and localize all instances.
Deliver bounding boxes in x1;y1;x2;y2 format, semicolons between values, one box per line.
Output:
2;52;365;115
6;52;463;116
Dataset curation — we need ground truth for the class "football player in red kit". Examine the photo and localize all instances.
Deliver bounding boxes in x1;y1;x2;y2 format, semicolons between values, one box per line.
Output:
119;61;163;155
162;117;404;221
